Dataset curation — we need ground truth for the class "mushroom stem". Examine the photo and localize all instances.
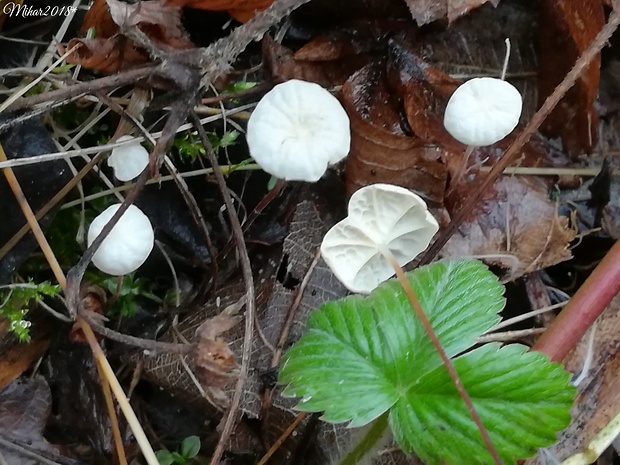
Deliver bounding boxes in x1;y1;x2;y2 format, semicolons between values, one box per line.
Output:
379;247;502;465
450;145;476;191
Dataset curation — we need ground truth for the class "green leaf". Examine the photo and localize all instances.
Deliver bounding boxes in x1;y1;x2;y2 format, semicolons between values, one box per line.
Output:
218;130;240;148
391;343;575;464
155;450;175;465
278;260;575;464
180;435;200;459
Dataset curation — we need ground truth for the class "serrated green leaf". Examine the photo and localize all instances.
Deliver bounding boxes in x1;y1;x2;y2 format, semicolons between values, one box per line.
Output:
391;343;575;464
279;259;575;464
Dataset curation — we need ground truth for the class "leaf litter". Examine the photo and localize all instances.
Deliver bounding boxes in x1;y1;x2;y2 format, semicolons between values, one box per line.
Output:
0;0;619;463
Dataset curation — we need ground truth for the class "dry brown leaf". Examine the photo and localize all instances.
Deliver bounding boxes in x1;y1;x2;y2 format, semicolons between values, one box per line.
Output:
440;175;576;280
71;0;193;73
263;34;375;88
537;0;605;155
0;311;54;389
166;0;274;22
526;298;620;464
0;376;64;465
342;62;448;205
79;0;117;37
405;0;500;25
0;335;50;389
192;306;243;390
66;37;148;74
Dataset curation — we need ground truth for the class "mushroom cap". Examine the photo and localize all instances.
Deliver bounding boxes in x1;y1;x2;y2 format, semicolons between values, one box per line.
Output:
87;204;154;276
443;77;523;147
321;183;439;294
107;135;149;182
246;79;351;182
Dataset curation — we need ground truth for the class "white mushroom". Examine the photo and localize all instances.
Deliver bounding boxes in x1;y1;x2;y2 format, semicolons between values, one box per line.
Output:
88;204;154;276
107;135;149;182
443;77;522;147
246;79;351;182
320;183;439;294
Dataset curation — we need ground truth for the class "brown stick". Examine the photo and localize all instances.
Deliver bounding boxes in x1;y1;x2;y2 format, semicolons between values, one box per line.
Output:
190;111;256;465
419;7;620;266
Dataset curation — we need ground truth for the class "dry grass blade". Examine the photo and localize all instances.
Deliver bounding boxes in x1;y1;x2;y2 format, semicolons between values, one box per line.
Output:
0;139;161;463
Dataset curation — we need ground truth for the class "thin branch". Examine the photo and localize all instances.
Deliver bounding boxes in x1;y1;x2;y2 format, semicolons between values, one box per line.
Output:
5;65;158;112
190;111;256;465
419;7;620;265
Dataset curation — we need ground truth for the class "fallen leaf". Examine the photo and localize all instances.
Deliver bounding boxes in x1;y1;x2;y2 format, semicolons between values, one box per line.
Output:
66;37;148;74
0;332;50;389
192;303;243;391
165;0;274;23
0;376;64;465
440;174;576;280
79;0;117;37
385;33;462;151
71;0;193;73
404;0;500;25
106;0;189;41
537;0;605;155
342;60;448;204
262;34;374;88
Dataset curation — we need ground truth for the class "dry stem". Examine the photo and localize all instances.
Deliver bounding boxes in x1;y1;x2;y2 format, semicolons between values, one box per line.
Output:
419;7;620;265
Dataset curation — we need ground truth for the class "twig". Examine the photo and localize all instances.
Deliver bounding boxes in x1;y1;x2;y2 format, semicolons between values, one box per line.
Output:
256;413;307;465
419;7;620;265
181;0;314;85
1;145;159;465
76;319;160;465
0;143;66;288
93;358;127;465
4;65;158;112
479;166;620;177
0;43;81;114
0;104;253;170
190;111;256;465
65;91;196;317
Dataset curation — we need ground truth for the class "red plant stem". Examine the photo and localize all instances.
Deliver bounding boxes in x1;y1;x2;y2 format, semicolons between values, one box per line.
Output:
533;239;620;362
383;251;502;465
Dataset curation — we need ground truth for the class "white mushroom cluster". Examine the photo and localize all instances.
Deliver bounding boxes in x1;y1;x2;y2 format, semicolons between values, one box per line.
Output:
88;204;154;276
321;184;439;294
107;135;149;182
246;79;351;182
443;77;522;147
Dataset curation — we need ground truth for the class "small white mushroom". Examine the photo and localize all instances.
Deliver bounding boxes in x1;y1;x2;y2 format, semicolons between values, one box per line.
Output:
321;183;439;294
246;79;351;182
107;135;149;182
88;204;154;276
443;77;522;147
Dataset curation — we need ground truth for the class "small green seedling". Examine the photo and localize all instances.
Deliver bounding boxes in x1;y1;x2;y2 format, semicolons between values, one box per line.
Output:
86;271;159;317
174;130;239;160
155;435;201;465
279;260;576;465
0;281;60;341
